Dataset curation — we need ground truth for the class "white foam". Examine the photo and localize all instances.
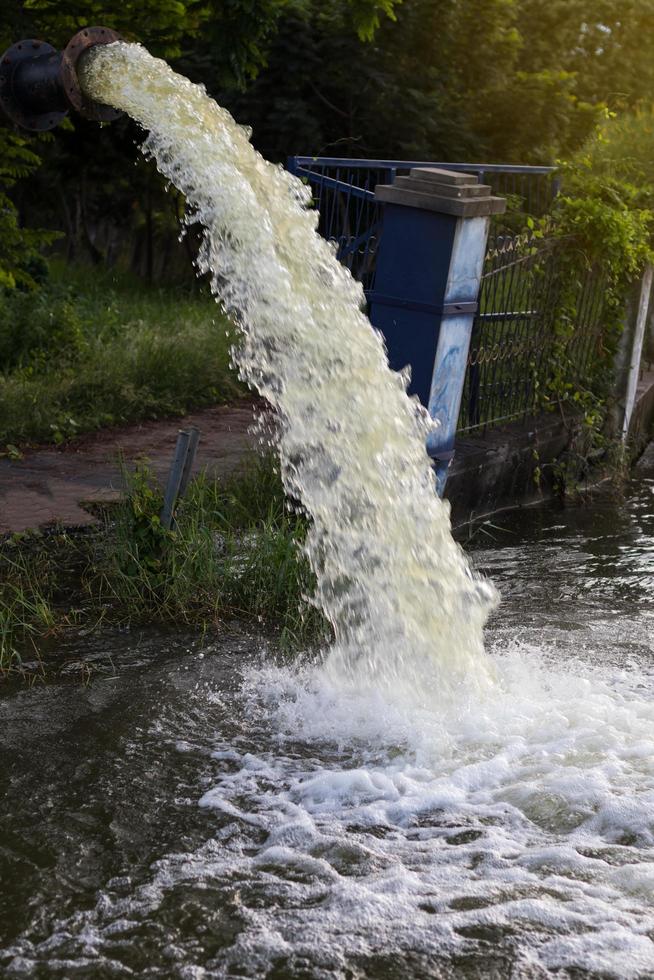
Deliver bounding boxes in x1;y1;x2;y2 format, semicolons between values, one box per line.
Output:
6;639;654;977
192;641;654;973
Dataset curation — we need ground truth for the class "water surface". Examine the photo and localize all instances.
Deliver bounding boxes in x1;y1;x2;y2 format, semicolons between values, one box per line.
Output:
1;452;652;978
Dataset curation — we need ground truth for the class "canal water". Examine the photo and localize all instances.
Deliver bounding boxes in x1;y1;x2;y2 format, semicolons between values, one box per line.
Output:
1;448;652;979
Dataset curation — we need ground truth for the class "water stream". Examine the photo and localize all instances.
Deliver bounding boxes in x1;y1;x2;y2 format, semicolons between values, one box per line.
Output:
80;42;496;700
0;43;652;979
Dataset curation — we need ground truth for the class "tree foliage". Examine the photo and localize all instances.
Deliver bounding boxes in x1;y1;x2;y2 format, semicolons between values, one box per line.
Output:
531;154;654;456
21;0;212;57
0;131;58;289
227;0;654;164
16;0;401;68
2;0;654;290
577;105;654;197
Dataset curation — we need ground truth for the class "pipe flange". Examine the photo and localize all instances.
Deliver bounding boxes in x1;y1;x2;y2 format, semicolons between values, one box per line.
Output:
0;39;66;132
61;26;123;122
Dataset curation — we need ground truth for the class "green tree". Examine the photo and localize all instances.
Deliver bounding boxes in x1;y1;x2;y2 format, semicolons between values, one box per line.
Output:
20;0;208;57
227;0;654;166
224;0;523;162
0;130;58;289
6;0;654;292
515;0;654;110
476;0;654;161
19;0;401;73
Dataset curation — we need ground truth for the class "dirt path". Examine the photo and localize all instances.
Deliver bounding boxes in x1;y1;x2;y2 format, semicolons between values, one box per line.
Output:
0;401;257;534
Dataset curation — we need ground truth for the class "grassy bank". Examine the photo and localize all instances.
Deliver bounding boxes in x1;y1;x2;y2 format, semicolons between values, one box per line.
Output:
0;456;328;677
0;262;242;447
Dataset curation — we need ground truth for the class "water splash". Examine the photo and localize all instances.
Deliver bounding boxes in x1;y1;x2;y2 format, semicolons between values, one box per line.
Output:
81;43;496;696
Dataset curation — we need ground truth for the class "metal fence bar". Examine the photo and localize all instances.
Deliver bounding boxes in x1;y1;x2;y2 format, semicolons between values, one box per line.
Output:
289;157;556;175
294;167;375;201
286;156;605;436
288;157;557;220
457;235;608;435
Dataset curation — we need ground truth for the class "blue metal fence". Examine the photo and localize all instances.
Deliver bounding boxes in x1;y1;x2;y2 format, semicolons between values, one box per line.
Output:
458;236;608;434
287;157;558;291
286;156;580;435
459;233;560;432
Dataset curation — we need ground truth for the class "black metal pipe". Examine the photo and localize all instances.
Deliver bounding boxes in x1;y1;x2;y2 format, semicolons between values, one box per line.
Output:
0;27;123;132
11;46;66;117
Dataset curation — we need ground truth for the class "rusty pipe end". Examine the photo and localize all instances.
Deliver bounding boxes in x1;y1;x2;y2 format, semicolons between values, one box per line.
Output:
61;27;123;122
0;26;123;132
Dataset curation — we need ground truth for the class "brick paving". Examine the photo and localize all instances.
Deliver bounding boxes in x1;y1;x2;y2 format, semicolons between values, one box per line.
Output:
0;401;257;534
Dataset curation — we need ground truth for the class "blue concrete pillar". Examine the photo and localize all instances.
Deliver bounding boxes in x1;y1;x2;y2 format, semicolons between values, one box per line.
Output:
369;168;505;495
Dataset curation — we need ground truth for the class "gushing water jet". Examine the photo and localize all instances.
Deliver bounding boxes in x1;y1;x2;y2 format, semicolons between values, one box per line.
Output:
1;34;498;694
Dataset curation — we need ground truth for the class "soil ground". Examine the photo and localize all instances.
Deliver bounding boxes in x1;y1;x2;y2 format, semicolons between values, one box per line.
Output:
0;401;256;534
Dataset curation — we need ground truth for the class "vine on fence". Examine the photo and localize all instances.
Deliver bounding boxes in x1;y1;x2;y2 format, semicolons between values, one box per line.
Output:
536;159;654;470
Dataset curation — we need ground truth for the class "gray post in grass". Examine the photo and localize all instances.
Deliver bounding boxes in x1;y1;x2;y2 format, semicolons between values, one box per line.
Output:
177;426;200;498
161;427;200;530
369;168;505;496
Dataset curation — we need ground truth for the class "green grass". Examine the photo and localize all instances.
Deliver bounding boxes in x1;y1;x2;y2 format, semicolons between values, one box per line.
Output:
0;456;329;676
0;261;243;446
0;527;91;672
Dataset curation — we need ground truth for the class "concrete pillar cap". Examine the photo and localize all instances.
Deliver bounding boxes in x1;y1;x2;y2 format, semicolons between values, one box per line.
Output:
375;166;506;218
